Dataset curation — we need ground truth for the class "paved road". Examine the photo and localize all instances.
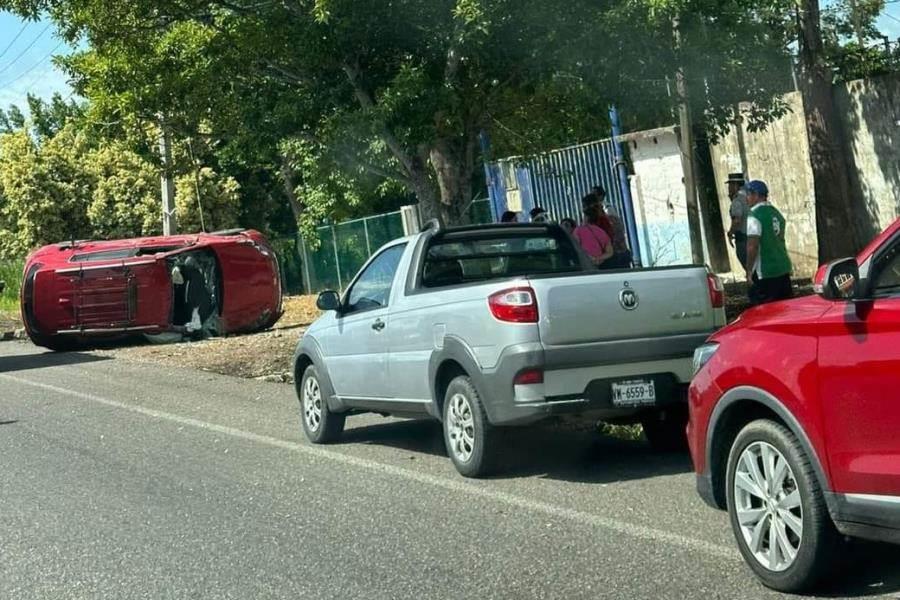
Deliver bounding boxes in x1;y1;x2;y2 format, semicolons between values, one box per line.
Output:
1;341;899;600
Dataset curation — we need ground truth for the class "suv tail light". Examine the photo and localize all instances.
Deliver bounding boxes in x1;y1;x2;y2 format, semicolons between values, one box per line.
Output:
488;287;538;323
513;368;544;385
707;274;725;309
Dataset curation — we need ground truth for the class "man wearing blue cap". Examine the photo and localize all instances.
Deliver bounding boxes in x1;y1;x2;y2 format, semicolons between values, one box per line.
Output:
745;180;793;305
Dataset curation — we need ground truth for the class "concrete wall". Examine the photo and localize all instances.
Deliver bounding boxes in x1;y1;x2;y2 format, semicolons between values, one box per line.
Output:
710;92;820;277
625;128;694;267
835;74;900;238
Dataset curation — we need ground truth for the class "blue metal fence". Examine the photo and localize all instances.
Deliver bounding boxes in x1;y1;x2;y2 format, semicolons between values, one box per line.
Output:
487;138;625;224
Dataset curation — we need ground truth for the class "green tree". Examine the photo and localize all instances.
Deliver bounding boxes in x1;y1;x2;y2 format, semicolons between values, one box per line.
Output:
0;125;93;258
175;167;241;233
85;143;161;239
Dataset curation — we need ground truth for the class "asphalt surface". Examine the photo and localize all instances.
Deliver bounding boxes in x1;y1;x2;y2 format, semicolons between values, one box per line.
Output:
2;341;899;600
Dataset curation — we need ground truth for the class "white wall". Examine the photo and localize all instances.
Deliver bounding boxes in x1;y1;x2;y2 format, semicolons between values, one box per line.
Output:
625;128;693;267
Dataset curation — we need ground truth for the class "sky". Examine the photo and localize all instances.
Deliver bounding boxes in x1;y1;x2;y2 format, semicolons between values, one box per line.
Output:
0;12;75;115
0;6;899;117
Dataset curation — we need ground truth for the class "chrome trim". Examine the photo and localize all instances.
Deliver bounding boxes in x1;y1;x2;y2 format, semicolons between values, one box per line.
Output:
57;326;159;335
845;493;900;505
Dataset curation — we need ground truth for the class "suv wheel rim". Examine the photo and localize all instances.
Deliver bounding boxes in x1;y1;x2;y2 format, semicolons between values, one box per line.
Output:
303;376;322;432
447;393;475;463
734;441;803;572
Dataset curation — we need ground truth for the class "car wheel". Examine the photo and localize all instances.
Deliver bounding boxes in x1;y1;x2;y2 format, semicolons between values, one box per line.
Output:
726;419;839;593
442;375;499;478
640;404;689;452
299;365;345;444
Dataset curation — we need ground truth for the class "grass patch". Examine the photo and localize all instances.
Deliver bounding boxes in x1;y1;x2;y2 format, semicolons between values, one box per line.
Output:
0;260;23;313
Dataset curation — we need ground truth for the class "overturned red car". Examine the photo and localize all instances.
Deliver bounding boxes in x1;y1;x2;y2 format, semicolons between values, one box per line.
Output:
21;229;283;351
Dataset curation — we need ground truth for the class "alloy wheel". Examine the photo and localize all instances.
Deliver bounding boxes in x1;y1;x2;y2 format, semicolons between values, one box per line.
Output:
447;393;475;463
733;441;803;572
303;376;323;432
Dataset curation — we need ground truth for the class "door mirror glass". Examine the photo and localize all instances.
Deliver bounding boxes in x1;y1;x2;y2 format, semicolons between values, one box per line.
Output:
820;257;860;301
316;290;341;311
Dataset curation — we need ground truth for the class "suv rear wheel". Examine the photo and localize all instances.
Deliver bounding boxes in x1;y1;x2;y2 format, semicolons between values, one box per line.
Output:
442;375;499;478
726;419;839;593
299;365;345;444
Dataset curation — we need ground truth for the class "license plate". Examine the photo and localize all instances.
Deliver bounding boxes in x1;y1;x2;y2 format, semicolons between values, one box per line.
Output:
611;380;657;407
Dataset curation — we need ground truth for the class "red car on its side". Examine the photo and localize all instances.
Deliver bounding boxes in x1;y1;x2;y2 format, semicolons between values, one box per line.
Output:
21;229;282;351
689;218;900;592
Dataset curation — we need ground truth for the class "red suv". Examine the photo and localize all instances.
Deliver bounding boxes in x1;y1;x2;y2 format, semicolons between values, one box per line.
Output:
21;229;282;351
688;219;900;592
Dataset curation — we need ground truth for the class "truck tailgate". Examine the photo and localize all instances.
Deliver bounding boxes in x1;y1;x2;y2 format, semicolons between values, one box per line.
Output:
530;267;716;346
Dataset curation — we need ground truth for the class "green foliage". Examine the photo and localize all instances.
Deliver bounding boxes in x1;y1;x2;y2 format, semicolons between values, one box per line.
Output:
85;143;161;239
0;125;93;259
0;260;23;312
175;167;242;234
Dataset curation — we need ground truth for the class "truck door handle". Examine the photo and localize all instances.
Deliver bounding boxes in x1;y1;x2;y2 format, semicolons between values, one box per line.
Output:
372;319;386;331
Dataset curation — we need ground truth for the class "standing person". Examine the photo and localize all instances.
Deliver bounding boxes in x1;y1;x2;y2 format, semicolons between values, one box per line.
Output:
574;205;614;268
560;218;576;234
744;180;793;305
588;186;631;267
500;211;518;223
726;173;749;270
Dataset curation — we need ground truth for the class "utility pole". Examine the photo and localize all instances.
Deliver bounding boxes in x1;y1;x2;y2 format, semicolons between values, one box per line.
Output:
672;15;706;266
158;117;177;236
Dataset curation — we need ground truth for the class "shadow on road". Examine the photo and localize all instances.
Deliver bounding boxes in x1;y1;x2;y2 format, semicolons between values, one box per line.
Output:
341;418;691;484
816;540;900;597
0;350;110;374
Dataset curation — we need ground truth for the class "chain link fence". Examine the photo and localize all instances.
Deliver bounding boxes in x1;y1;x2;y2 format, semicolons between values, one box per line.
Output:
298;199;492;294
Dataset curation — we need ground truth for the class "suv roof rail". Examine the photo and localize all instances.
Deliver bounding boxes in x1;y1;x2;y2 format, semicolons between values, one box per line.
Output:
421;218;443;233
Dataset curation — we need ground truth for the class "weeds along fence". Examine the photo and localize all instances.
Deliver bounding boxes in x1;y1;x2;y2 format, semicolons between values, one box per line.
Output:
0;260;23;312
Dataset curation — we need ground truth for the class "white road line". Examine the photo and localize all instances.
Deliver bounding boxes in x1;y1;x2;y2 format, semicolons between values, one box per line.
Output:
2;372;736;560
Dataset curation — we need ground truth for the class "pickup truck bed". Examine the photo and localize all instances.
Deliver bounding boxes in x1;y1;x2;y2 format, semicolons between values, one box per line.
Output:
295;222;726;477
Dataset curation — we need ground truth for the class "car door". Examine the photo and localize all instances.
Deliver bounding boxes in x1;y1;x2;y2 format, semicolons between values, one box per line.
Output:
322;243;407;400
818;236;900;497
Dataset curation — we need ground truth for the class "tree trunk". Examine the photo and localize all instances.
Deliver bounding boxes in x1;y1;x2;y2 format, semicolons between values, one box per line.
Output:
796;0;865;261
429;136;476;226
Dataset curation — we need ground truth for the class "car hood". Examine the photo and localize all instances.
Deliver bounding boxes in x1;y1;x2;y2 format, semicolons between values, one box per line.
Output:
712;294;834;341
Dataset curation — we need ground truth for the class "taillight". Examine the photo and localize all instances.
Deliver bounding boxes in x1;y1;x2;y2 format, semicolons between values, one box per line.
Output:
488;287;538;323
513;368;544;385
707;274;724;309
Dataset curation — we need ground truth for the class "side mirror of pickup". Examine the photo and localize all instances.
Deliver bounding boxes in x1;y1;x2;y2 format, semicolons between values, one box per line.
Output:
316;290;342;312
819;257;861;301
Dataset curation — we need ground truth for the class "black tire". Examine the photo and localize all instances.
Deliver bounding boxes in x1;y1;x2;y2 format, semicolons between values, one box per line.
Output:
298;365;345;444
726;419;840;593
641;404;689;452
442;375;500;478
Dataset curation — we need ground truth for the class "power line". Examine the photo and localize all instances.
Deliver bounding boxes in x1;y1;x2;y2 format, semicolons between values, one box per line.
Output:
0;22;29;62
882;10;900;25
0;41;65;90
0;23;51;77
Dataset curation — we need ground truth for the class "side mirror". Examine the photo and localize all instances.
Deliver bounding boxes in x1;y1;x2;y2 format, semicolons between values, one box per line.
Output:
316;290;342;311
820;257;861;301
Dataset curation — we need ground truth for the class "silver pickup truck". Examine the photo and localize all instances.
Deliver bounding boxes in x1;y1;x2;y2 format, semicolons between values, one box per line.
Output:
294;222;726;476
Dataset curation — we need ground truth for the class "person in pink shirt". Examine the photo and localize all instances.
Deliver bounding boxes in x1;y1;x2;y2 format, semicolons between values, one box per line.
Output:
574;205;614;268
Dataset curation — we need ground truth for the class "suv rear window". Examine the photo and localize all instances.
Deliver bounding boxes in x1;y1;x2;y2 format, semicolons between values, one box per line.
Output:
422;228;581;288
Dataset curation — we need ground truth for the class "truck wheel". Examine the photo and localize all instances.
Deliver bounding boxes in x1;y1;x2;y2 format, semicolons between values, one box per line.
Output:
726;420;840;593
442;375;499;478
299;365;345;444
641;405;688;452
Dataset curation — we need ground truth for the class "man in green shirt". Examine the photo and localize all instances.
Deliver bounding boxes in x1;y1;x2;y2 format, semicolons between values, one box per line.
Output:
745;180;793;305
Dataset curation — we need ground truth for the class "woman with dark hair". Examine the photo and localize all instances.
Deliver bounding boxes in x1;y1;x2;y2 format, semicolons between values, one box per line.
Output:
574;205;613;268
500;211;518;223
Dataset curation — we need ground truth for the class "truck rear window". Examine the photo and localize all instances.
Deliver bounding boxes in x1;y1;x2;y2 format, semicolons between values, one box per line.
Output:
422;229;581;287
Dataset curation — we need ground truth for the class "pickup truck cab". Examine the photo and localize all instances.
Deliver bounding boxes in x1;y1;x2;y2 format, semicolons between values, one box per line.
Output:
295;221;725;476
